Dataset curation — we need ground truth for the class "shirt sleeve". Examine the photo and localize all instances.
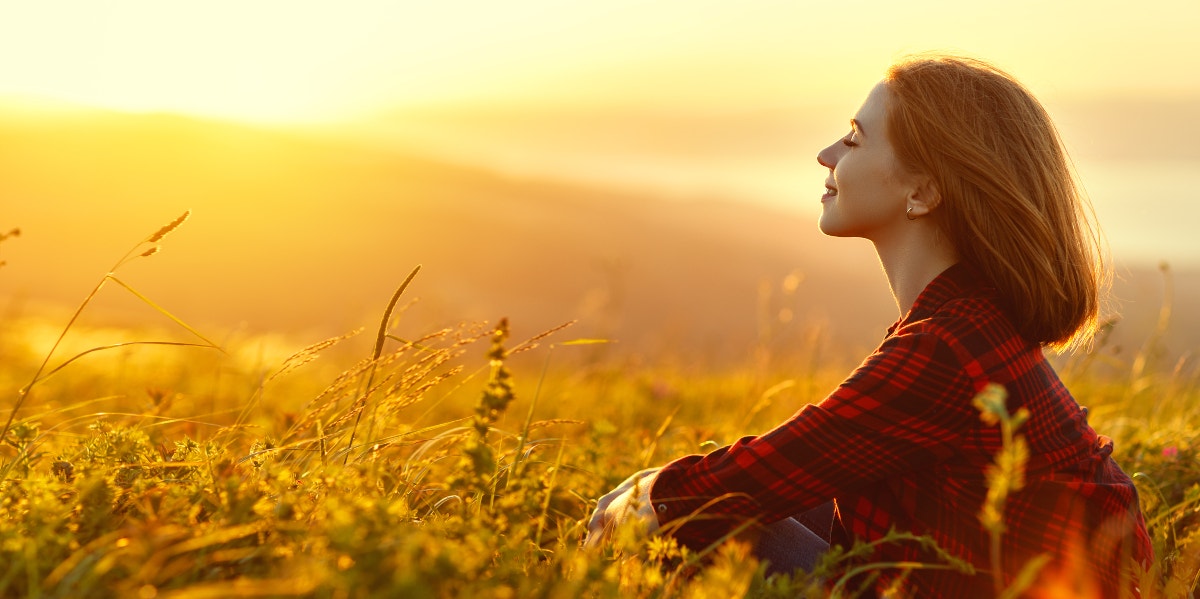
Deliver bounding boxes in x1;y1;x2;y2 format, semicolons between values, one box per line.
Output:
649;324;982;550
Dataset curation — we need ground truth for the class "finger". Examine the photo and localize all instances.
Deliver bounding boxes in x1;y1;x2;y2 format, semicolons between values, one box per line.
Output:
586;507;606;536
583;530;600;550
583;514;609;550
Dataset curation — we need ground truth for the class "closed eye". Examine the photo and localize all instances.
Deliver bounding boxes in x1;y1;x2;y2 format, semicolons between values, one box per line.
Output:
842;138;858;148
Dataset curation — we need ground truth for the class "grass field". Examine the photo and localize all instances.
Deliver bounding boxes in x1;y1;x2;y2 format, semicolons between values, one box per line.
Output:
2;219;1198;598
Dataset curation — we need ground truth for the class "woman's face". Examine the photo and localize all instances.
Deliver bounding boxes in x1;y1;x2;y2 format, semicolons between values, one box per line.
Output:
816;82;918;241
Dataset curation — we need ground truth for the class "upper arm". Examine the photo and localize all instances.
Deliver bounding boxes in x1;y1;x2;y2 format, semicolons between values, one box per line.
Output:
762;328;981;493
651;327;982;539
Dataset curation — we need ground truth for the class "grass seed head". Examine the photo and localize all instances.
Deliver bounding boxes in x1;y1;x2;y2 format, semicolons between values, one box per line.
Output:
147;210;191;243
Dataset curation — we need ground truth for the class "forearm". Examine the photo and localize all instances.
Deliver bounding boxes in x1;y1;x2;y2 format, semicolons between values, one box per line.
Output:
649;425;830;549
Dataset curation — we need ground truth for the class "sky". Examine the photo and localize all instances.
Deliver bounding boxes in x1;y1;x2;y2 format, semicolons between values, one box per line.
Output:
1;0;1198;354
1;0;1198;271
2;0;1198;122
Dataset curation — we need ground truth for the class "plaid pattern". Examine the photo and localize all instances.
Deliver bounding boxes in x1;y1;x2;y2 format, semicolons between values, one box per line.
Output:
650;263;1152;597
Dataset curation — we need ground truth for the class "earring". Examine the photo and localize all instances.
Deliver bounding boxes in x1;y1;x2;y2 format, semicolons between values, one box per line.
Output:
906;207;917;221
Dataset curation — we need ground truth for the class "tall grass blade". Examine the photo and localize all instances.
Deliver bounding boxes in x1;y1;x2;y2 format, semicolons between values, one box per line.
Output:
105;276;224;353
346;265;422;464
31;341;220;387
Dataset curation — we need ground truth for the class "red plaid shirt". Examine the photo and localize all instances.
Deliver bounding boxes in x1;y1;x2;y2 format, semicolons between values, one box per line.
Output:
650;263;1152;597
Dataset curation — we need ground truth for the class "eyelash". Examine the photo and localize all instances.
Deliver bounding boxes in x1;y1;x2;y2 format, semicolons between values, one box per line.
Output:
842;138;858;148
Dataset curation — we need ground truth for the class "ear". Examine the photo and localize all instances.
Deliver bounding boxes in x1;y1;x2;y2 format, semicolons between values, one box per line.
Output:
904;176;941;219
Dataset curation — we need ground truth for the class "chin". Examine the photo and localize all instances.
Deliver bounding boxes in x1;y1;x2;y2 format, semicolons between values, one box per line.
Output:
817;219;848;238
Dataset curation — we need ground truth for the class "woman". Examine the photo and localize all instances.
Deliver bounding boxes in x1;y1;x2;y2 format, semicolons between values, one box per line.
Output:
585;55;1152;597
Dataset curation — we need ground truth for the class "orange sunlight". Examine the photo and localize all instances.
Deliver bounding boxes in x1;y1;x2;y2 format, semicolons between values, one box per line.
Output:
2;0;1198;360
3;1;1198;123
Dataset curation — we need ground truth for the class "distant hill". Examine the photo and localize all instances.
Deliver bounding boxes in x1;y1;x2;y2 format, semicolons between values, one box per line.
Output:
1;107;1195;369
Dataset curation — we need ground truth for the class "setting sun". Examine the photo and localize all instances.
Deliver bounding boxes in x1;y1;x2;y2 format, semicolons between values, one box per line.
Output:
3;1;1198;123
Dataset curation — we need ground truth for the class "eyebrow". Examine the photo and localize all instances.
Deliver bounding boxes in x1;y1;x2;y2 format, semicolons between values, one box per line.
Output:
850;118;865;136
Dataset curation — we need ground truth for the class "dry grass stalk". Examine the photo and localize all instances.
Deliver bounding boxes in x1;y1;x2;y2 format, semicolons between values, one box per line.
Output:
268;328;364;383
509;320;577;356
146;210;191;243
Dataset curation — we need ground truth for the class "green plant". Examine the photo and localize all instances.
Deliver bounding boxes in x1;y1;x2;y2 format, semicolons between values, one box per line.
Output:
1;220;1198;598
1;211;221;452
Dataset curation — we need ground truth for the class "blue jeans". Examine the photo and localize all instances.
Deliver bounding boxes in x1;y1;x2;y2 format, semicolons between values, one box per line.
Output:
753;502;833;576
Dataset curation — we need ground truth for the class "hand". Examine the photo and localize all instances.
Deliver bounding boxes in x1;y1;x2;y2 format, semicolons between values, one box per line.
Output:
584;467;662;549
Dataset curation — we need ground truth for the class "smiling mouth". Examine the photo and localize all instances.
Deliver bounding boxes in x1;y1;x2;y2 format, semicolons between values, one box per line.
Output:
822;185;838;201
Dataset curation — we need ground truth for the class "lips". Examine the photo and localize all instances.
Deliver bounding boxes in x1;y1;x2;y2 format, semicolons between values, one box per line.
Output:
822;182;838;202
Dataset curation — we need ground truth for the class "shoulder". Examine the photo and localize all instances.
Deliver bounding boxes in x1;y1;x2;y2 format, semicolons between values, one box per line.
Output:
890;263;1026;351
847;263;1039;396
902;267;1027;348
844;321;977;399
894;293;1040;398
828;321;982;432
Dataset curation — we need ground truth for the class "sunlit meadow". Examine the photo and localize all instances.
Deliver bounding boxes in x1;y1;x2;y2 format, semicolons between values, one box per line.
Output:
1;212;1197;598
2;1;1199;596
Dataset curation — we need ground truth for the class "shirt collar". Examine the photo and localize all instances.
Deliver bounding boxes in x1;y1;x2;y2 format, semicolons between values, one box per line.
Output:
885;263;986;337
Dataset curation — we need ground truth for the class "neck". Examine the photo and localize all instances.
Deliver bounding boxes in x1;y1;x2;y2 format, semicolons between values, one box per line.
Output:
871;223;959;318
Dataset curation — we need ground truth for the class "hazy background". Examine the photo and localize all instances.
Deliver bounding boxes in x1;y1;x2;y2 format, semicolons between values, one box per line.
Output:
2;0;1197;367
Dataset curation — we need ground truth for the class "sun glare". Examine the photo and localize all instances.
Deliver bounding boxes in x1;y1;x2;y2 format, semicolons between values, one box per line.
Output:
0;1;397;123
2;1;1198;123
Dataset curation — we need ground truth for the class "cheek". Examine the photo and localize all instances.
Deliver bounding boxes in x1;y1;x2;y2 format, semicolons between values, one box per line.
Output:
861;158;904;197
837;157;880;194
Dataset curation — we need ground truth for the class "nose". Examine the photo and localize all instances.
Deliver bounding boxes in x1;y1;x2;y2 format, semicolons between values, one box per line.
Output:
817;141;841;170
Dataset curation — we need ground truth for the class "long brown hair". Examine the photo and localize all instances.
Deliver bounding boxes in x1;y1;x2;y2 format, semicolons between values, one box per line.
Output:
885;55;1107;350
